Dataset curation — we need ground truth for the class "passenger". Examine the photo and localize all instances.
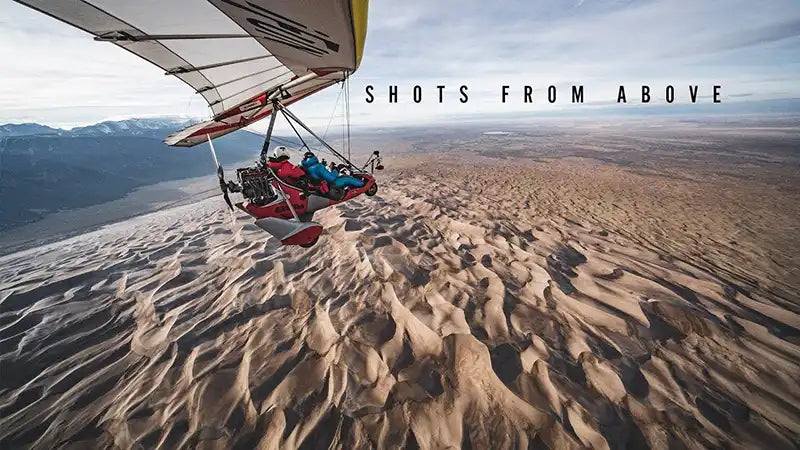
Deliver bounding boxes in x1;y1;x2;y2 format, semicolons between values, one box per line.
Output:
301;152;365;189
267;146;305;183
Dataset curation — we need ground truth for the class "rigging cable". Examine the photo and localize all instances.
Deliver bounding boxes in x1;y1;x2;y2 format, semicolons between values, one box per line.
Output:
341;81;346;158
345;73;352;160
322;82;345;141
278;107;346;163
279;108;311;152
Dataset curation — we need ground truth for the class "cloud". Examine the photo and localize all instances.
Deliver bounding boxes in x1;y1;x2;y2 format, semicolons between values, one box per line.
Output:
0;0;798;129
702;18;800;53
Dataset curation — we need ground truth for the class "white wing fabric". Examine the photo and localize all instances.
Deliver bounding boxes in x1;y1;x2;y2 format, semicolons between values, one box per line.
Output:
15;0;369;146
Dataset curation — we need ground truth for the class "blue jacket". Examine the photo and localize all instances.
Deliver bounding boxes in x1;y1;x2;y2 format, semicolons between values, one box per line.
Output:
302;156;365;189
301;156;338;183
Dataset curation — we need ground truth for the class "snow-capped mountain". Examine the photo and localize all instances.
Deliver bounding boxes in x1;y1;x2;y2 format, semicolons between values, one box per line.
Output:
67;118;199;137
0;123;61;137
0;118;200;139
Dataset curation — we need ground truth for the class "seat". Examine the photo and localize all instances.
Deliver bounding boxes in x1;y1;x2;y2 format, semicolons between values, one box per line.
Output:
292;174;330;196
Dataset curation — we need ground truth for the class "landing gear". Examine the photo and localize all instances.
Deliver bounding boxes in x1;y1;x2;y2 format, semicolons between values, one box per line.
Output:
366;182;378;197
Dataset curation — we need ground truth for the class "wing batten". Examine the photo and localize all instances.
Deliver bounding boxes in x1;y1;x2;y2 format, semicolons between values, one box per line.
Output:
195;66;285;94
207;70;293;108
165;55;276;75
95;33;254;41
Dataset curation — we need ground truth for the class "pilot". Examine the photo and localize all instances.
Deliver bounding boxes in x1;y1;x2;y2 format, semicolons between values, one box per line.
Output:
267;146;305;183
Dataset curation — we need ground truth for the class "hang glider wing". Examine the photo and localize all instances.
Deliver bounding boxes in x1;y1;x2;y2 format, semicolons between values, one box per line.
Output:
14;0;369;146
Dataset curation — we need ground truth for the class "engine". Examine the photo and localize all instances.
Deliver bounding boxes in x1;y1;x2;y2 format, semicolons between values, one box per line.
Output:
236;166;276;206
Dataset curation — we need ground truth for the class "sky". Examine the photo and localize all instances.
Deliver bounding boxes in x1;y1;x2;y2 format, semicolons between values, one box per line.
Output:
1;0;799;130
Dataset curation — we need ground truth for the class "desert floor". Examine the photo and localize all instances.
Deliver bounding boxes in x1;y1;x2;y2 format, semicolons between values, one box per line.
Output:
1;121;799;449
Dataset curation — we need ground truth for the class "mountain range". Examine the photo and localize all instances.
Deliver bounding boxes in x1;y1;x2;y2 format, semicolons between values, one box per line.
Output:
0;118;266;231
0;118;199;138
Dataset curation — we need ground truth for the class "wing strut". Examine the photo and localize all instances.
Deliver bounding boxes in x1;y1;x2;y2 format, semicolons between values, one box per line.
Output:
260;100;280;161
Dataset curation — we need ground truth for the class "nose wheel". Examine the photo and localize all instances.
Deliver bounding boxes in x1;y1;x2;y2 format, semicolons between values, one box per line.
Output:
299;237;319;248
366;182;378;197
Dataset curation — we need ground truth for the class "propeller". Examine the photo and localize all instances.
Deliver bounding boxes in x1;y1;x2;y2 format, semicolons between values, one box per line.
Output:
207;134;233;211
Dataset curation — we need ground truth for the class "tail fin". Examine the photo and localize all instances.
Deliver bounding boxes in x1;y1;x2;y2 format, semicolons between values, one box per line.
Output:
254;217;323;246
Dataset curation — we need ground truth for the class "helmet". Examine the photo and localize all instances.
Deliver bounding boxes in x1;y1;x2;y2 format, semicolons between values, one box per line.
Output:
301;151;318;168
273;146;289;159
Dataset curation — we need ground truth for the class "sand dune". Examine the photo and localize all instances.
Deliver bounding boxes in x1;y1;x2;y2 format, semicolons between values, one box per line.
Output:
1;155;799;449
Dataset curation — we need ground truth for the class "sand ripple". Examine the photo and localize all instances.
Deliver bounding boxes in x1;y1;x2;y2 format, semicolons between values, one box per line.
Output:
1;162;799;449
